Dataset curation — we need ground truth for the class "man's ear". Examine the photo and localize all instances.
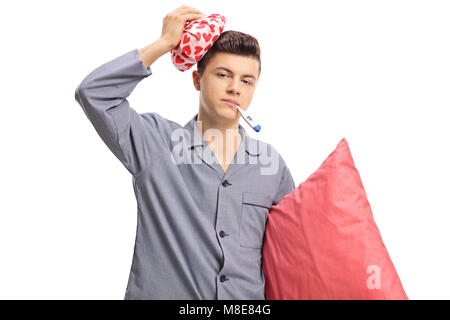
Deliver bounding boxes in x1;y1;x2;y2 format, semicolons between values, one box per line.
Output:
192;70;201;91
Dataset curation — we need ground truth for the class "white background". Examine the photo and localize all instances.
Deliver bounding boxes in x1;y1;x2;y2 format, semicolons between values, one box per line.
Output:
0;0;448;299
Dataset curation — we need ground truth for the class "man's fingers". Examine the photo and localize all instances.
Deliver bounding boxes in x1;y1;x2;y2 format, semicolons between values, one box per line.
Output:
183;11;207;18
183;13;207;23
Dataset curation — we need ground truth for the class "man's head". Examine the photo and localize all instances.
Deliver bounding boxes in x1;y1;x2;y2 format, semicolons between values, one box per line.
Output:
192;30;261;124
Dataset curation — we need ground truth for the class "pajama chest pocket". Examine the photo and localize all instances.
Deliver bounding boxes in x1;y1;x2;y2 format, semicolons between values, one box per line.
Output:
239;192;273;249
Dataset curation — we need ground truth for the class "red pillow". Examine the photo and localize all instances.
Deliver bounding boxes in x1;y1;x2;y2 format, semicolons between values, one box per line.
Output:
263;138;408;300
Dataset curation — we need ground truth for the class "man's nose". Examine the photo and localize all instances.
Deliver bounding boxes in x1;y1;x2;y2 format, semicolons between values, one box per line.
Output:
226;79;241;93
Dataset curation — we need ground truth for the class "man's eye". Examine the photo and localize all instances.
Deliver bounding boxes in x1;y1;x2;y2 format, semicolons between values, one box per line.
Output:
217;73;253;86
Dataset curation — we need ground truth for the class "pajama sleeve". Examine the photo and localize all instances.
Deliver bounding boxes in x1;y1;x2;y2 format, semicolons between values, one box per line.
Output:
272;157;296;205
74;48;171;176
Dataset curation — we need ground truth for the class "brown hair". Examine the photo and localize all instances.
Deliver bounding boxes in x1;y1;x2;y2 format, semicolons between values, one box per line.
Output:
196;30;261;79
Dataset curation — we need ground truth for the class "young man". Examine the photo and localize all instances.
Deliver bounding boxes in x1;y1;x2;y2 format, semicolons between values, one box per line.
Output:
74;5;295;299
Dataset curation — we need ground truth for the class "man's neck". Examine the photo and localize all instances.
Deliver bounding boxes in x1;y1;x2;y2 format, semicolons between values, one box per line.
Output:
196;109;242;166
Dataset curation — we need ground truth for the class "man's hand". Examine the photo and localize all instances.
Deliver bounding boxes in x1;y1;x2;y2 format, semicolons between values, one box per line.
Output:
160;5;207;51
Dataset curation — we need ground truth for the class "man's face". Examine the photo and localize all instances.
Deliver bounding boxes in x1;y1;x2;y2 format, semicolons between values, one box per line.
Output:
193;52;259;122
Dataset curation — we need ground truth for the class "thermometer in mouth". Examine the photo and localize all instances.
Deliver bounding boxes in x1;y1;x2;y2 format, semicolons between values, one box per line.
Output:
234;105;261;132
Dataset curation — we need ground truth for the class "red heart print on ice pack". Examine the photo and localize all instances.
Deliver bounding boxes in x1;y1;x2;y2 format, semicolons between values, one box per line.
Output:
171;13;227;72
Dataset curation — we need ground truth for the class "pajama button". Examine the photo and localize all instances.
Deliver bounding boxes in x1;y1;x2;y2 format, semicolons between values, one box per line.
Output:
220;275;229;282
221;180;232;187
219;230;227;238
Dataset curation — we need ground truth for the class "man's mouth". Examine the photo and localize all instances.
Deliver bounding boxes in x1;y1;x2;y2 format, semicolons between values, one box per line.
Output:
221;99;240;107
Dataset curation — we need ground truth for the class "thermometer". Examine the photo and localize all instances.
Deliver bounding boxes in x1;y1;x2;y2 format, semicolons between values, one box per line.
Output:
234;105;261;132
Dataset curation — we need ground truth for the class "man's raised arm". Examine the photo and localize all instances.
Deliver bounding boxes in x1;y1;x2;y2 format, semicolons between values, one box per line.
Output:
74;6;206;176
74;38;170;176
